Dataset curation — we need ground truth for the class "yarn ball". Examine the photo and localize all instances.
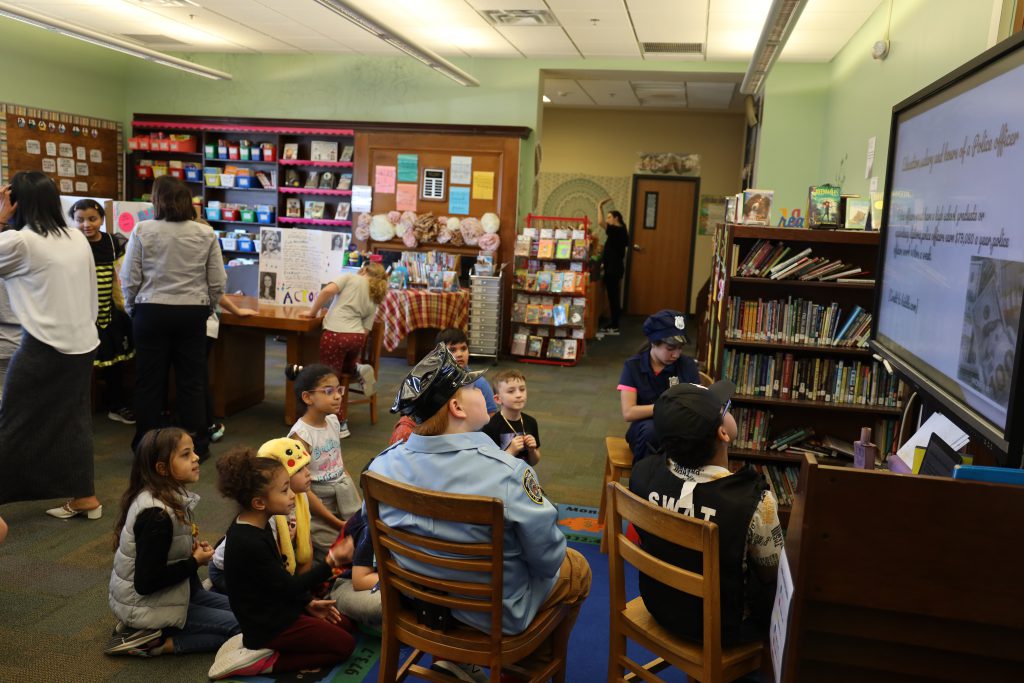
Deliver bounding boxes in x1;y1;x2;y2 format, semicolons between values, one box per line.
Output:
481;212;500;234
354;223;371;241
478;232;500;253
460;217;483;246
356;212;372;230
369;214;395;241
437;227;453;244
446;217;461;233
386;210;401;225
413;212;438;243
402;229;418;248
395;214;414;238
449;227;465;246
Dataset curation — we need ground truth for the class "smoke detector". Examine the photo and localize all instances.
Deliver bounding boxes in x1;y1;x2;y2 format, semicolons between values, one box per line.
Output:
872;39;890;60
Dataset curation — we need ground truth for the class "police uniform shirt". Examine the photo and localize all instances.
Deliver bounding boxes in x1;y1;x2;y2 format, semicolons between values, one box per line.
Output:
366;431;565;635
617;350;699;407
629;456;783;645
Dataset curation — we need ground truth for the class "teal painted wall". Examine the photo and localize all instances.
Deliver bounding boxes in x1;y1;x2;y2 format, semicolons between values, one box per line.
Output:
758;0;1003;224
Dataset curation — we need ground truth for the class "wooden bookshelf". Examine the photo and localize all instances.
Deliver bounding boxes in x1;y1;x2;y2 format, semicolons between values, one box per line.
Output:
703;223;906;517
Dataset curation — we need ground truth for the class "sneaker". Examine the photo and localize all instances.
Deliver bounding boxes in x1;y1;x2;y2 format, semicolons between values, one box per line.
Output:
104;627;162;655
431;660;488;683
209;423;226;442
356;363;376;397
601;327;621;336
208;634;278;679
107;407;136;425
338;421;351;439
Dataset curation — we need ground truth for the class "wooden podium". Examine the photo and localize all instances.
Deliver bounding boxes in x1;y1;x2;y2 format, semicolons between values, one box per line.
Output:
776;454;1024;681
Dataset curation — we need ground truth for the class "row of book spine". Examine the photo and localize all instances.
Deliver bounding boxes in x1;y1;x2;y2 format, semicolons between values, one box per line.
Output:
732;240;864;281
732;406;772;451
721;349;906;407
725;297;871;348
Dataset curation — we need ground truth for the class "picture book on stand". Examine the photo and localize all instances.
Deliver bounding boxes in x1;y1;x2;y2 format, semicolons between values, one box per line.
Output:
808;184;841;228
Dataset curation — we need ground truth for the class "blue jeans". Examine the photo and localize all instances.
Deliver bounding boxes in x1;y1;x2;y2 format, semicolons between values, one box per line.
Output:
626;418;660;463
168;589;239;654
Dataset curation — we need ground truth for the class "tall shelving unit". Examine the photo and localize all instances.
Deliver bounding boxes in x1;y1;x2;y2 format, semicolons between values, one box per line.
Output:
509;214;590;367
704;224;906;524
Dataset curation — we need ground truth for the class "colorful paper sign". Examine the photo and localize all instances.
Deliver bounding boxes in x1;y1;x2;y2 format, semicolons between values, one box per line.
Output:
472;171;494;200
448;186;470;215
374;165;396;193
450;156;472;185
397;154;419;182
396;183;418;211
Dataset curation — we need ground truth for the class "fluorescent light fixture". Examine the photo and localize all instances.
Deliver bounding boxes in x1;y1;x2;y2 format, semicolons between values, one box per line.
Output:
542;95;551;103
0;1;231;80
740;0;808;95
313;0;479;87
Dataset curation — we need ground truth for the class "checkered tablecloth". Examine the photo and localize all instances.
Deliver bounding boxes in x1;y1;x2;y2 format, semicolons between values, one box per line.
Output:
377;289;470;351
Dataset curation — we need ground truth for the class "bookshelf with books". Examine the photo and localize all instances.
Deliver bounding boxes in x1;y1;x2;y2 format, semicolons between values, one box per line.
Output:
702;223;903;523
509;214;590;367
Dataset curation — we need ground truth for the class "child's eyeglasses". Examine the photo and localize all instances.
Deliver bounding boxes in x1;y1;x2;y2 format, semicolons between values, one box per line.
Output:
309;386;345;397
720;398;731;417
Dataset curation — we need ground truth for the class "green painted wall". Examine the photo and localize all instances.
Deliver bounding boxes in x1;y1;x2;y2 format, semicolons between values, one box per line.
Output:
758;0;1004;223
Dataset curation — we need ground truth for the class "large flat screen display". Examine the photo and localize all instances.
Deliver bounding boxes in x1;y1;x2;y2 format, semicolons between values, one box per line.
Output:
875;33;1024;454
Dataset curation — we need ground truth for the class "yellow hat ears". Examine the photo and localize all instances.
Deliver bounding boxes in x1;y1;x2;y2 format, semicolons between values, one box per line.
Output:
257;437;311;476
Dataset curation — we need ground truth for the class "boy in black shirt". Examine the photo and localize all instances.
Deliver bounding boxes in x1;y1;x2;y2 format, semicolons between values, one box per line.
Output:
629;380;783;646
481;369;541;466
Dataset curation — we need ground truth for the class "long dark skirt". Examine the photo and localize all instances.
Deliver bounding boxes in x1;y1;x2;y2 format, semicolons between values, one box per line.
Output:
0;333;97;504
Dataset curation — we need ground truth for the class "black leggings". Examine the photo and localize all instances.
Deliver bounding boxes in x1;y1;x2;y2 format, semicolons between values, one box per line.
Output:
605;272;623;327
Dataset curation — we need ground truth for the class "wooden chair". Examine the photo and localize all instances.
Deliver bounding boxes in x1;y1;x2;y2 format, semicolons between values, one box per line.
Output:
362;471;574;683
606;482;763;683
598;436;633;554
699;370;714;387
343;320;383;425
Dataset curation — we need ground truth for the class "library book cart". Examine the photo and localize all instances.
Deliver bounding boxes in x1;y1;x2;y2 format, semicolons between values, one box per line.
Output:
702;224;906;525
775;453;1024;681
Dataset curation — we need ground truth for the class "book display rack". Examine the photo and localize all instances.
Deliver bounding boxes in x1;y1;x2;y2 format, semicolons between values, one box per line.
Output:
703;224;904;523
509;214;590;367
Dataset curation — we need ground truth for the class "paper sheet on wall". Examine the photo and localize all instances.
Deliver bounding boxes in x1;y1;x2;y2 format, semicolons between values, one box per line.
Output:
352;185;373;213
448;186;470;215
865;136;876;178
769;548;794;683
374;165;396;193
450;155;472;184
395;183;418;211
257;227;348;305
472;171;494;200
397;154;419;182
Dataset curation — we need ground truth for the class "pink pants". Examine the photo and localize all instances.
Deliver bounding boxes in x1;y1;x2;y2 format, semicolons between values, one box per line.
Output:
320;330;366;421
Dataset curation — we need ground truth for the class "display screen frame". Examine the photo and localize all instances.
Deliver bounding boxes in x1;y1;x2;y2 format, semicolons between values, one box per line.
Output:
871;31;1024;467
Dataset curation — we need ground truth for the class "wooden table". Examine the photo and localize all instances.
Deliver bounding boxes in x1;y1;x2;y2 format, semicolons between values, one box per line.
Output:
212;295;322;425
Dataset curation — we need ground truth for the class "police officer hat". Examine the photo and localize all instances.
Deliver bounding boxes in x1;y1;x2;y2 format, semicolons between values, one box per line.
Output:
643;309;689;345
654;380;736;441
391;343;486;424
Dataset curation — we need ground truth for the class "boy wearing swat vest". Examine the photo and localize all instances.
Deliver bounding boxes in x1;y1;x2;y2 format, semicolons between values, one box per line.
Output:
628;380;783;646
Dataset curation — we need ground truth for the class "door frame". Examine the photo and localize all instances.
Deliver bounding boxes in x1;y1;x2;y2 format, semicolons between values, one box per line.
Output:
623;174;701;314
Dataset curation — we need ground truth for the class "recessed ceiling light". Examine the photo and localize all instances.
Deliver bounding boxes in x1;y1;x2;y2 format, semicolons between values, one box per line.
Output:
542;95;551;103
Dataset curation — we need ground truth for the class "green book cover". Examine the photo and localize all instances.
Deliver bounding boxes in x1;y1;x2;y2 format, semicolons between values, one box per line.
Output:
808;184;841;228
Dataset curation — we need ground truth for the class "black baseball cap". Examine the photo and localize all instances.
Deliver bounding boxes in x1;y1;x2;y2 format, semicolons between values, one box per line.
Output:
391;343;485;424
653;380;736;441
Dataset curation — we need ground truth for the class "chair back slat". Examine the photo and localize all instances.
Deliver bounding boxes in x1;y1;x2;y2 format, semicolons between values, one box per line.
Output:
363;471;507;648
614;484;709;551
618;535;705;597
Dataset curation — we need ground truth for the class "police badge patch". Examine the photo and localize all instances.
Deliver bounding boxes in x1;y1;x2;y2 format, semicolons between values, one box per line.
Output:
523;469;544;505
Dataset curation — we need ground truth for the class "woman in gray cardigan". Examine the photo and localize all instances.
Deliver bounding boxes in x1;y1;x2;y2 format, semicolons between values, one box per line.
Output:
121;176;226;459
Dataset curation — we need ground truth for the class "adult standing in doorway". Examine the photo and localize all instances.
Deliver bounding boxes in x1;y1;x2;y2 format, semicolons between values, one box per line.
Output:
0;171;102;519
121;175;226;460
598;198;629;335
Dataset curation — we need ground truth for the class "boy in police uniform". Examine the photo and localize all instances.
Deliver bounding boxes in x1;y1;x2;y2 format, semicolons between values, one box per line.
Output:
367;344;591;674
629;380;783;646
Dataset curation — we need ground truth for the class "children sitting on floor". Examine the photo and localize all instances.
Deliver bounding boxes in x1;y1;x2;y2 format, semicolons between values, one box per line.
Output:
481;368;542;466
106;428;240;658
328;508;382;631
285;363;362;557
436;327;498;416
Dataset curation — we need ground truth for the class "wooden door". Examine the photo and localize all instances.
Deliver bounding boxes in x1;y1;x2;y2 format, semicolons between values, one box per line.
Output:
626;176;699;315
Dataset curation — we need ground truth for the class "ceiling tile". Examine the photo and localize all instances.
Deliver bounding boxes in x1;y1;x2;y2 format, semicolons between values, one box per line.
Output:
685;81;737;109
495;25;579;57
543;78;595;106
578;79;640;106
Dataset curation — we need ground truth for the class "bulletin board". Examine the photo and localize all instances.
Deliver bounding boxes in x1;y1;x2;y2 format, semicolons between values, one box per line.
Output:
0;103;122;199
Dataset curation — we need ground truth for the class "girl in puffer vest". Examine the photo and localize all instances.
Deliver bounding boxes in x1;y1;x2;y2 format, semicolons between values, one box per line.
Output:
106;427;239;657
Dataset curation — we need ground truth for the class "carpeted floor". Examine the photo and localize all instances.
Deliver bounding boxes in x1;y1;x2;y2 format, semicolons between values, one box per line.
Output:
0;314;685;682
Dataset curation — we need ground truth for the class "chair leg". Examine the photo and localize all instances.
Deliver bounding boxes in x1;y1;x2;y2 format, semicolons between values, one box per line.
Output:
370;394;377;425
379;632;400;682
598;458;613;554
550;617;573;683
606;629;627;683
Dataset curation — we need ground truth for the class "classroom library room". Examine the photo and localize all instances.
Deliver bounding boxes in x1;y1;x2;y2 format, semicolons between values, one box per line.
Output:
1;0;1024;681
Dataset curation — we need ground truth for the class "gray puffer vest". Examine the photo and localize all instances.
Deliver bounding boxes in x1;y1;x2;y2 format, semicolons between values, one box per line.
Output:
108;489;199;629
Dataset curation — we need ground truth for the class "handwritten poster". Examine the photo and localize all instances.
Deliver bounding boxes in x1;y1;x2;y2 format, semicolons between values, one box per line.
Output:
450;155;472;185
397;153;418;182
448;186;470;215
395;183;418;211
472;171;494;200
352;185;373;213
257;227;348;305
374;165;396;193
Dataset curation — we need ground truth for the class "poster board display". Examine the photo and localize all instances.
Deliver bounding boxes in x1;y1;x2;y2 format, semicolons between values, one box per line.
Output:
104;200;154;236
257;227;348;305
2;103;122;199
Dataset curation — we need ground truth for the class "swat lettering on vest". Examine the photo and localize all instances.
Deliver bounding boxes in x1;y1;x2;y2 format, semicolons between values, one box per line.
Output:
647;490;718;521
